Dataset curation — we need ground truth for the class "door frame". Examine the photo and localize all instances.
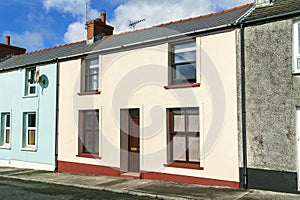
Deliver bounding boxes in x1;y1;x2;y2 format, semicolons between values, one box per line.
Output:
120;108;141;173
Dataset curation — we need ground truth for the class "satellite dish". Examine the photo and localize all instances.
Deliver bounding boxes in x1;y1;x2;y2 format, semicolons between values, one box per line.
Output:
38;74;49;89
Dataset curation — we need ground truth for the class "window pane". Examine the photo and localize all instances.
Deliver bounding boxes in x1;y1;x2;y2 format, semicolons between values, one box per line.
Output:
84;131;94;153
93;111;99;129
87;75;98;91
5;115;10;127
28;114;36;128
5;130;10;144
28;130;36;145
186;108;199;115
174;115;185;132
298;58;300;70
175;64;196;81
174;42;195;53
29;69;36;82
175;51;196;63
188;115;199;132
188;136;200;162
94;131;99;154
88;59;99;72
84;112;93;129
173;135;186;161
29;86;36;94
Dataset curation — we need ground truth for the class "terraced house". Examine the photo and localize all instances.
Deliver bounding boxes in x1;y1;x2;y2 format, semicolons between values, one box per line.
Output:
239;0;300;193
0;40;85;170
56;5;252;188
1;0;300;194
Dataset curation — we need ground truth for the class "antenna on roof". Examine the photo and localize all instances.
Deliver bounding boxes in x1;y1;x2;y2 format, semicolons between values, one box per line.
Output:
85;0;88;30
128;19;146;29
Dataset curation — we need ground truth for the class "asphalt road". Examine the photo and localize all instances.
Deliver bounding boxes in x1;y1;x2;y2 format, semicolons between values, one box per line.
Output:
0;177;154;200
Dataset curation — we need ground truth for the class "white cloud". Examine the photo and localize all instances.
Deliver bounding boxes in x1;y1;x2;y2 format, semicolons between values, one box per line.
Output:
42;0;99;43
43;0;252;43
110;0;253;33
43;0;87;17
2;31;45;52
63;22;86;43
43;0;99;19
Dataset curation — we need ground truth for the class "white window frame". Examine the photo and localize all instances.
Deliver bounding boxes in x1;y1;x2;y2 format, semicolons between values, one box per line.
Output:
25;68;37;96
0;113;11;148
4;113;10;145
25;112;37;148
293;21;300;73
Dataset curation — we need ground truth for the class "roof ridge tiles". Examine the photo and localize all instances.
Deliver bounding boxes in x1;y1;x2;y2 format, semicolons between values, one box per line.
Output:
104;3;254;39
13;40;86;58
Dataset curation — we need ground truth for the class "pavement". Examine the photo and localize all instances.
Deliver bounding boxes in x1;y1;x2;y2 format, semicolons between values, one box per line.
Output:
0;167;299;200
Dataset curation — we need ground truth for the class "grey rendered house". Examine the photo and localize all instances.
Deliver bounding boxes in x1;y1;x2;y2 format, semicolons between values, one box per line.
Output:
239;0;300;193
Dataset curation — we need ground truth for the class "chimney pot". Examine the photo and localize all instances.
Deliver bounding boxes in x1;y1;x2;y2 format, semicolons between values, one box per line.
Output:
100;12;106;24
5;36;10;46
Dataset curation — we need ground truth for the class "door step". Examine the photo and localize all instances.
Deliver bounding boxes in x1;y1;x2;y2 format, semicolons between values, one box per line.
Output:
120;172;141;179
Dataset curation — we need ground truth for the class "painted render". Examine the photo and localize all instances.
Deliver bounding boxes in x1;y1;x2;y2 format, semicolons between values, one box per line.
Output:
58;30;240;185
0;64;57;170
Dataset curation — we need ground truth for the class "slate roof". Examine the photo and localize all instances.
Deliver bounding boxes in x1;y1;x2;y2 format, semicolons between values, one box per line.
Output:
0;3;254;71
77;4;254;54
0;41;86;71
245;0;300;22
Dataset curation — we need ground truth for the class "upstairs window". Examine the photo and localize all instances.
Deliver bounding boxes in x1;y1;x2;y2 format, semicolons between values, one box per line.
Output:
170;41;196;85
1;113;11;147
78;110;99;156
25;68;37;96
294;21;300;73
82;58;99;93
168;108;200;164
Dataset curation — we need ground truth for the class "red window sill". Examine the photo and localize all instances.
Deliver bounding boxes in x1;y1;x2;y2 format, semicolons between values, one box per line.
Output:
164;83;200;89
76;153;101;159
164;162;204;170
77;91;101;96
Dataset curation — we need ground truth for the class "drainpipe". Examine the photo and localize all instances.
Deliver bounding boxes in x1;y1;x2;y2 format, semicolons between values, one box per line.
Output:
55;58;59;171
240;23;248;189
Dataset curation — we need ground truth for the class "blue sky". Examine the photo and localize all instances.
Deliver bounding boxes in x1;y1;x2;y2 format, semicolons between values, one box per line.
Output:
0;0;252;52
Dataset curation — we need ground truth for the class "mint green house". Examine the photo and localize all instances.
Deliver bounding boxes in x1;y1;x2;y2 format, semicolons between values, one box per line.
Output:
0;41;84;170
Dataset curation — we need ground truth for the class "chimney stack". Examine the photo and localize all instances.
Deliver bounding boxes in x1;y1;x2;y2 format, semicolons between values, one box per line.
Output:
0;36;26;59
5;36;10;46
86;11;114;42
100;12;106;24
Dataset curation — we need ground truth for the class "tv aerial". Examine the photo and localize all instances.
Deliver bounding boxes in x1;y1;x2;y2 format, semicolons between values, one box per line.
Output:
128;19;146;29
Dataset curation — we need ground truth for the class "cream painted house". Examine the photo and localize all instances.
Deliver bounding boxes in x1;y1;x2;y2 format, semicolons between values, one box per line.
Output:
57;5;253;188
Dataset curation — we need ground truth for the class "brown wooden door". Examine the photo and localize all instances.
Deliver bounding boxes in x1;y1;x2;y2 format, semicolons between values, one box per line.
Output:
128;115;140;172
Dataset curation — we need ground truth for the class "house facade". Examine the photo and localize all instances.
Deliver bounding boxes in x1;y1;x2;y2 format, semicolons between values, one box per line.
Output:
57;4;253;187
0;63;57;170
239;0;300;193
0;41;85;170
